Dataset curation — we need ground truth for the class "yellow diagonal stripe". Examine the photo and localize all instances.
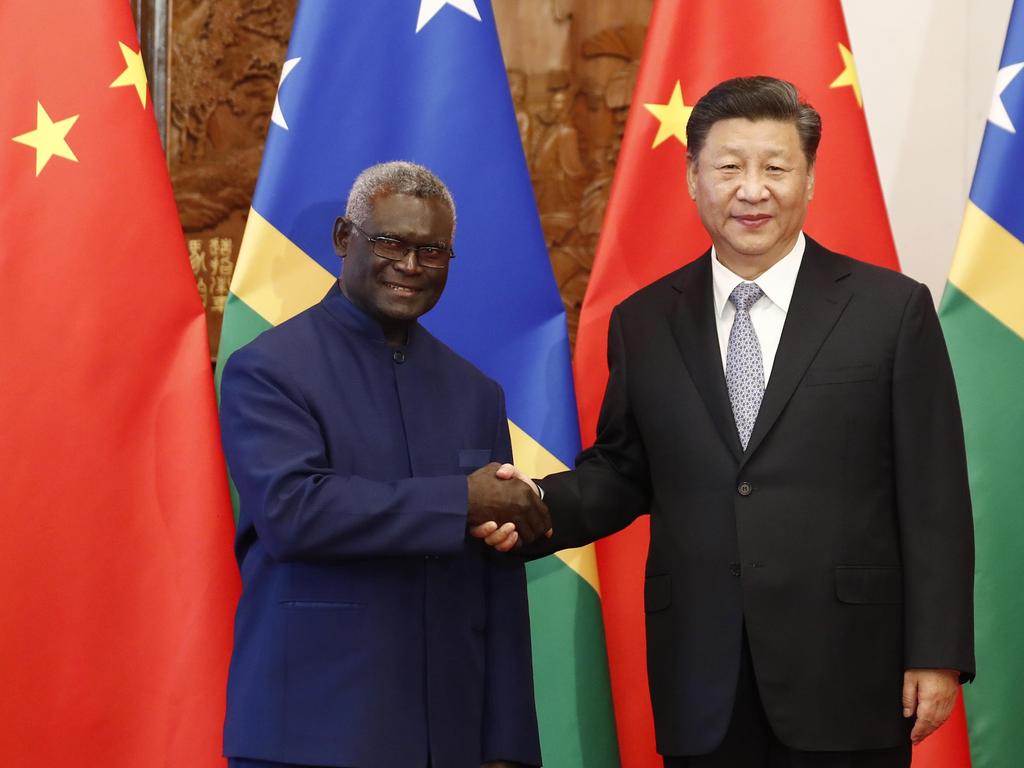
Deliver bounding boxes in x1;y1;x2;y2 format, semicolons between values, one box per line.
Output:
232;207;335;325
509;421;601;594
949;202;1024;340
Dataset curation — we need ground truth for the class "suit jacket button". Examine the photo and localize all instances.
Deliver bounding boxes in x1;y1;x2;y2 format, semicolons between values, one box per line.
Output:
729;563;741;577
737;481;753;496
393;350;406;364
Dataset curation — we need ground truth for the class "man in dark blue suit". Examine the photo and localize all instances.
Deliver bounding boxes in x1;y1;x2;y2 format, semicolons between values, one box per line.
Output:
219;161;550;768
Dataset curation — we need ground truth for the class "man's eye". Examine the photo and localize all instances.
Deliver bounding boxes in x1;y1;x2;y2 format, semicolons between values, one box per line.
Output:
419;247;443;259
375;238;405;255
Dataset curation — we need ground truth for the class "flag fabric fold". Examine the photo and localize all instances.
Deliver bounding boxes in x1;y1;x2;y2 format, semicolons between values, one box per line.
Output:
0;3;239;766
216;2;619;765
573;2;968;766
940;3;1024;767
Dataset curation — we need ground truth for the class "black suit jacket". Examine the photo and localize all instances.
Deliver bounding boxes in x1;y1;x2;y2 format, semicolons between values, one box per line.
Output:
536;237;974;755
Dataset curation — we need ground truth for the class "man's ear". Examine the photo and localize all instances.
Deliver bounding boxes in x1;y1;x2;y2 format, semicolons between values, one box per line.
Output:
807;166;816;201
686;157;698;200
333;217;350;257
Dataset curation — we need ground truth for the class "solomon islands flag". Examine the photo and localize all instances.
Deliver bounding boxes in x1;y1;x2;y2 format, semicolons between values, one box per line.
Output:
939;2;1024;767
215;1;619;765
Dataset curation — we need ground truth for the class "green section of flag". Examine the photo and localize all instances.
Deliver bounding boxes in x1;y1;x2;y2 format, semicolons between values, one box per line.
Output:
527;556;621;768
216;291;273;520
939;282;1024;768
215;291;273;392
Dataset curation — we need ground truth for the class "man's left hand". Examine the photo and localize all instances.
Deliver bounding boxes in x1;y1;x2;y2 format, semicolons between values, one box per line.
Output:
903;668;960;744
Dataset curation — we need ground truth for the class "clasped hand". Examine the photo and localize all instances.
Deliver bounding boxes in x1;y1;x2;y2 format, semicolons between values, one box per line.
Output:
467;463;549;549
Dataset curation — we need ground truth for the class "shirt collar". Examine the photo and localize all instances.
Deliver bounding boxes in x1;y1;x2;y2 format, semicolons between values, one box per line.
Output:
711;232;805;318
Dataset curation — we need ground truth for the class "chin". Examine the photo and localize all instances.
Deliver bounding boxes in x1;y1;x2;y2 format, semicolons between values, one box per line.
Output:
732;234;781;255
381;305;421;323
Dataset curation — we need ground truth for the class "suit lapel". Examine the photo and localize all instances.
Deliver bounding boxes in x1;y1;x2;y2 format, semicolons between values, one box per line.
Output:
739;239;853;466
669;254;744;462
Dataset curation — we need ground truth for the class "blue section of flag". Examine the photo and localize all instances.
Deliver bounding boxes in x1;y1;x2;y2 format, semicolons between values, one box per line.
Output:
970;0;1024;244
252;0;579;466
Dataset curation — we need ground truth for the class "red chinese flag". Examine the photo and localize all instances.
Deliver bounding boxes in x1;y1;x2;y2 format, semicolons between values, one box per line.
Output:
0;3;239;766
575;2;970;767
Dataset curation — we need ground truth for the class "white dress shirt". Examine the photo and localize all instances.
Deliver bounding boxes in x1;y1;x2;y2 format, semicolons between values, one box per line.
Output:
710;232;805;385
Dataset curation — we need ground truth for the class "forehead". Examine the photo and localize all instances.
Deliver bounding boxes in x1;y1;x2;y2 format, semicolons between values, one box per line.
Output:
367;192;453;235
700;118;803;158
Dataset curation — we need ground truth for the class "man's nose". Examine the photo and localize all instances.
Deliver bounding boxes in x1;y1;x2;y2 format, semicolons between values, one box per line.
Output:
736;172;770;202
393;248;424;273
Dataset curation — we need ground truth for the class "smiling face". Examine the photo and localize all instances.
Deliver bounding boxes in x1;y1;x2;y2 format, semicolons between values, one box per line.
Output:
334;192;453;346
687;118;815;278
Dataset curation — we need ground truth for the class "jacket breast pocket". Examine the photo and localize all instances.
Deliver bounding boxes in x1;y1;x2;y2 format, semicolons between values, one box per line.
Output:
835;565;903;604
804;364;877;386
458;448;492;471
644;573;672;613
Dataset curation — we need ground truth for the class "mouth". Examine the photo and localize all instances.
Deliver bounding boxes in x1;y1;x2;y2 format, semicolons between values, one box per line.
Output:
733;214;772;228
382;281;421;296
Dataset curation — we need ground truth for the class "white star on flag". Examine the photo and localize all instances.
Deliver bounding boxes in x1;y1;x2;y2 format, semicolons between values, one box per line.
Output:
988;61;1024;133
272;57;301;130
416;0;481;33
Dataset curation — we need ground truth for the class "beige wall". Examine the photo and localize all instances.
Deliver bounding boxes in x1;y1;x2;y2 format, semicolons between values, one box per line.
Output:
844;0;1015;303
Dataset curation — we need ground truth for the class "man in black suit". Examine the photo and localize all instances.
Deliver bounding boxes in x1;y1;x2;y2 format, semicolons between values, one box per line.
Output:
493;76;974;767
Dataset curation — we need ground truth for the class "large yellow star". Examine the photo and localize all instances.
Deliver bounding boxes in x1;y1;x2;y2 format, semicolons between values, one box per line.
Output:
644;81;693;149
11;102;80;176
829;42;862;108
110;41;148;107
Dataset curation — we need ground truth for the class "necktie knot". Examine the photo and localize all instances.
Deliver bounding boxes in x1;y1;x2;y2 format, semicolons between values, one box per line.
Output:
729;282;764;313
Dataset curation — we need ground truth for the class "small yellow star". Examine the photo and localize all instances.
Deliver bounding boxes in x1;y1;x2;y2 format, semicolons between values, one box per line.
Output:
110;41;148;107
829;42;863;108
644;81;694;149
11;102;80;176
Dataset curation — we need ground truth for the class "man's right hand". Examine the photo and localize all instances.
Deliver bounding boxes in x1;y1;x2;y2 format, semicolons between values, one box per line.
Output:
467;463;551;545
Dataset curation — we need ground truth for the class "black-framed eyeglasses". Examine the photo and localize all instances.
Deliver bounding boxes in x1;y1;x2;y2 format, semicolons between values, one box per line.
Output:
349;220;455;269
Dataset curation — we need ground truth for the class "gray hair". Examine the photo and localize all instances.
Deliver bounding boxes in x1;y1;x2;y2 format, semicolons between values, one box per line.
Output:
686;76;822;167
345;161;456;235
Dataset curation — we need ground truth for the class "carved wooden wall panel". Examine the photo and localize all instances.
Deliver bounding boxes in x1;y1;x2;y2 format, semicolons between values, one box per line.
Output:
495;0;652;343
166;0;297;356
157;0;651;355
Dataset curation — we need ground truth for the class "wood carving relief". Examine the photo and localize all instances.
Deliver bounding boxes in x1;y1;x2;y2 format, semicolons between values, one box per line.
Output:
160;0;650;355
504;21;647;344
167;0;297;356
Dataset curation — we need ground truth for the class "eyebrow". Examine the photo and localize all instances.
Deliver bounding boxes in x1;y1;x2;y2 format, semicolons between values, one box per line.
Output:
715;144;793;157
376;231;450;247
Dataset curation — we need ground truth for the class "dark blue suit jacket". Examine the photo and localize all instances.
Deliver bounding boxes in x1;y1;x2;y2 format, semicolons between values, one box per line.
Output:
219;284;541;768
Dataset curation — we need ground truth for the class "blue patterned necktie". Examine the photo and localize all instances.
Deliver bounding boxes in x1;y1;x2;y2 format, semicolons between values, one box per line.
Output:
726;282;765;450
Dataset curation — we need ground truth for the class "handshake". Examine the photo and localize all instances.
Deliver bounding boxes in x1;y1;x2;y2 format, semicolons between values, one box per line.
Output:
466;462;550;551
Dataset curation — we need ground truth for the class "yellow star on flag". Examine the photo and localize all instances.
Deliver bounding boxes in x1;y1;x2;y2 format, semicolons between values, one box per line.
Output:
644;81;693;149
110;41;148;107
829;42;863;108
11;102;80;176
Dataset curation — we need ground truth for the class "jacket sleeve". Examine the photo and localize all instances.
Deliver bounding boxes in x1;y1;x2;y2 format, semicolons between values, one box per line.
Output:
526;306;652;558
480;387;542;765
893;282;975;680
220;345;469;562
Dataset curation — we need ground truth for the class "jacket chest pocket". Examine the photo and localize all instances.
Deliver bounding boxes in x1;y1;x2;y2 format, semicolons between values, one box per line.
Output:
804;364;877;386
458;448;492;473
